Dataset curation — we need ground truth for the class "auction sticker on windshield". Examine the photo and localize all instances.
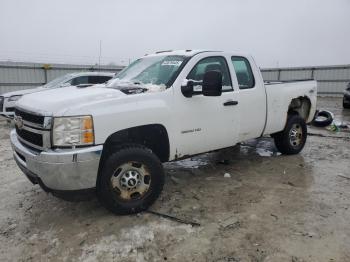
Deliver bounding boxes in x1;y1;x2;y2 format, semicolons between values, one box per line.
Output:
161;60;183;66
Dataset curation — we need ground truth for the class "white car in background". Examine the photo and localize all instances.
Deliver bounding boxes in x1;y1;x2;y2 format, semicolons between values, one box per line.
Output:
0;72;115;118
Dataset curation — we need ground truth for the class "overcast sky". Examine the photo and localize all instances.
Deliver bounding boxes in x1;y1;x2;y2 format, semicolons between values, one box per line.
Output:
0;0;349;68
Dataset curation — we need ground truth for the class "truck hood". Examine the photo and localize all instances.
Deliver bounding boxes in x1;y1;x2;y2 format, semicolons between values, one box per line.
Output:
17;86;125;116
2;86;46;98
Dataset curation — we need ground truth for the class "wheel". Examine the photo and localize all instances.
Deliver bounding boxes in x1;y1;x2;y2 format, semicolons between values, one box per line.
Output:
343;97;350;109
312;110;333;127
97;144;164;215
273;114;307;155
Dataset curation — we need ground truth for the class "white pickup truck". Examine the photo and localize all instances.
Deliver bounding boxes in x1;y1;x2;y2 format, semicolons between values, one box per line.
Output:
10;50;317;214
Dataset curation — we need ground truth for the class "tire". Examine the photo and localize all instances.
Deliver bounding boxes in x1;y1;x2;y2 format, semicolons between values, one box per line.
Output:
273;114;307;155
343;97;350;109
97;144;164;215
312;110;333;127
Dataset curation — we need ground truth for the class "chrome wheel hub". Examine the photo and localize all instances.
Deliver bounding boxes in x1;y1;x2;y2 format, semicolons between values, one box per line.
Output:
120;170;142;190
110;162;151;200
289;123;303;147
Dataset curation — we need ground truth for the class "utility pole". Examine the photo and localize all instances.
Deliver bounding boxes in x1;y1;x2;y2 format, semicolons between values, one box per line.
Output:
98;40;102;70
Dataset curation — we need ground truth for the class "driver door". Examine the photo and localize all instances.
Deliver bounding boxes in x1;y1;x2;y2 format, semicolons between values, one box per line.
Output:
173;55;240;157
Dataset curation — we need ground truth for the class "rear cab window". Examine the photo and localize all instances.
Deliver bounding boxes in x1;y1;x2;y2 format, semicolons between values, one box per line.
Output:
231;57;255;89
187;56;232;93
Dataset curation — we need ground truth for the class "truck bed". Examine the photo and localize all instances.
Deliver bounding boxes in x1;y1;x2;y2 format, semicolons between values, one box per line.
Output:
263;79;317;135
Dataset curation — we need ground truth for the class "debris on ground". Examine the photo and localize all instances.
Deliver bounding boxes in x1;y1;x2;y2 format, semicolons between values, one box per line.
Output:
326;121;350;133
283;181;296;187
312;110;334;127
308;132;350;140
224;173;231;178
333;120;349;129
270;214;278;220
326;123;340;132
219;216;240;229
146;210;201;227
287;181;296;187
338;175;350;180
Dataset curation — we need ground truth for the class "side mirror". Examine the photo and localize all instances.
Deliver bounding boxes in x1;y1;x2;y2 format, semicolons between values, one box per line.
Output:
202;71;222;96
181;80;194;98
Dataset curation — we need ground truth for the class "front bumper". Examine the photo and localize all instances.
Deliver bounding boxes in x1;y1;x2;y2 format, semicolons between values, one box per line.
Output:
10;129;103;191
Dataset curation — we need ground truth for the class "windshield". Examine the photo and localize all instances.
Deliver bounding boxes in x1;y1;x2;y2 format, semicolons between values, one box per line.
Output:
106;55;187;90
42;74;73;88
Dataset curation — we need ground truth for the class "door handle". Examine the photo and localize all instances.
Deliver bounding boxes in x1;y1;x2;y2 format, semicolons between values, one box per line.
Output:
223;100;238;106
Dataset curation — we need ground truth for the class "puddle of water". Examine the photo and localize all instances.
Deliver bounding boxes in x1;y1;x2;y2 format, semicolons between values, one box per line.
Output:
255;148;281;157
166;138;282;170
240;144;281;157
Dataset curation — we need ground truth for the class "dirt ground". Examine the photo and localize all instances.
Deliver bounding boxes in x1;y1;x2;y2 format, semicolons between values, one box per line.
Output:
0;97;349;262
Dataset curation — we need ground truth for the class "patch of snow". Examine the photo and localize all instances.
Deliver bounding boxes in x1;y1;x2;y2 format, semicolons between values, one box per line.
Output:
256;148;274;157
79;222;195;262
27;230;61;259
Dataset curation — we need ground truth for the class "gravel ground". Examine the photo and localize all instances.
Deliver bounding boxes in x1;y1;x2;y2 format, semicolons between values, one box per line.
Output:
0;97;349;262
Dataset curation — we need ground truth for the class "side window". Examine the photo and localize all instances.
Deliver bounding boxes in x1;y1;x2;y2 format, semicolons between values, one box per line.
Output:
70;76;89;86
231;57;255;89
187;56;232;92
88;76;112;84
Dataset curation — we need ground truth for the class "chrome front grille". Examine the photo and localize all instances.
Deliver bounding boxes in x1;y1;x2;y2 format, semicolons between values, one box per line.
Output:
14;108;52;150
16;126;43;147
15;108;45;126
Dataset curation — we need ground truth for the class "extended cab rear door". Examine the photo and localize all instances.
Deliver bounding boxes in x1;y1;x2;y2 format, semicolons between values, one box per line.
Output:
172;53;240;157
228;55;266;141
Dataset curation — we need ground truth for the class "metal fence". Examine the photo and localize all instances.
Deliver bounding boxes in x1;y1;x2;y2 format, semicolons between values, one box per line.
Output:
261;64;350;95
1;61;349;95
0;61;123;94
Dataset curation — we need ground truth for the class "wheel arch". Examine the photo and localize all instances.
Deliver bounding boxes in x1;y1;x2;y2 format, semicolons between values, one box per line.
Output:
287;96;312;121
99;124;170;171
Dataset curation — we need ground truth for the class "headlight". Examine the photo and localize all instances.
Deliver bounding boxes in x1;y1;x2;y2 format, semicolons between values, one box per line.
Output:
52;116;94;147
8;95;22;102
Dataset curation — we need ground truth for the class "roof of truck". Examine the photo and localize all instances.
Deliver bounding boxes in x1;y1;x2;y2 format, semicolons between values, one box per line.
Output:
144;50;220;57
144;50;253;60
